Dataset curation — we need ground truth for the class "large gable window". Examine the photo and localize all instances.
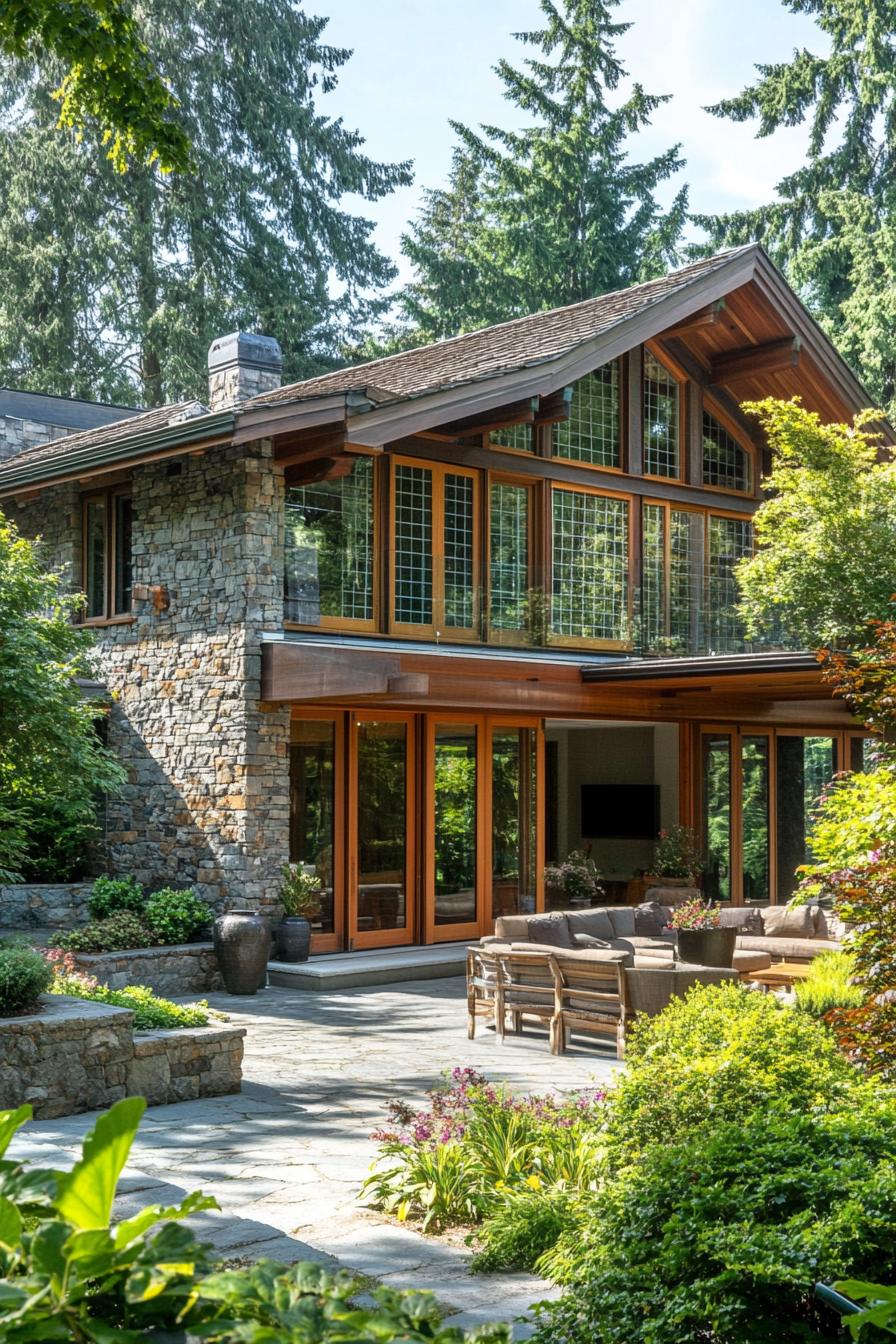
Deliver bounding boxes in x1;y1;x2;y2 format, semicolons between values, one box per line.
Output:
643;351;680;478
553;363;620;467
82;488;132;622
702;411;752;492
392;459;478;636
551;486;629;644
707;514;753;652
285;457;374;627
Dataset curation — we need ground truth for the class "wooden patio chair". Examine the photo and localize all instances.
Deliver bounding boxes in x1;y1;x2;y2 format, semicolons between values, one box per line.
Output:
549;953;629;1058
493;949;556;1046
466;946;501;1040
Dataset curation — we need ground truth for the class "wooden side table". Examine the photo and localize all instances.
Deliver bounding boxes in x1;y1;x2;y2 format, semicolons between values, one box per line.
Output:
744;962;815;992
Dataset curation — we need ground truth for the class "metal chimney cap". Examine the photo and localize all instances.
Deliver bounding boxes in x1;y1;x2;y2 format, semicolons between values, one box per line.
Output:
207;332;283;374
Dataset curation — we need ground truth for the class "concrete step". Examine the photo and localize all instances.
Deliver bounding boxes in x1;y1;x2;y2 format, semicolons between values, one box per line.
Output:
267;943;468;991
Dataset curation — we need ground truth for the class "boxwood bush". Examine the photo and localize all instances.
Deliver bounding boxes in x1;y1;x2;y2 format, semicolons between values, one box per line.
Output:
144;887;212;944
87;874;145;919
0;944;52;1015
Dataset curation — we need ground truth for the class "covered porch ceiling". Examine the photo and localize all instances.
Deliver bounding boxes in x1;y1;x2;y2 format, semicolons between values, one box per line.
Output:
260;638;857;727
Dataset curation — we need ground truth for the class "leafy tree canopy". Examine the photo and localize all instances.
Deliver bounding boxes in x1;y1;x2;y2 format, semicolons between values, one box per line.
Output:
0;2;412;406
735;398;896;649
698;0;896;417
0;0;190;172
396;0;688;345
0;511;123;880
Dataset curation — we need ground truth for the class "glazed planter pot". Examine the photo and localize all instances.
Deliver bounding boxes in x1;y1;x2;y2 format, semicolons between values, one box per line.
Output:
213;910;270;995
275;916;311;963
677;926;736;969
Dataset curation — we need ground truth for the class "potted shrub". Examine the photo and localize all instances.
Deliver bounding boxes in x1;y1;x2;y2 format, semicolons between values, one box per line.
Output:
668;897;736;968
274;864;322;962
650;826;706;887
543;850;604;910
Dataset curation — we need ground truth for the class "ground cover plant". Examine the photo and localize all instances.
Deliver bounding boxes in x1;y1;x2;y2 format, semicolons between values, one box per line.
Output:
44;948;211;1030
0;1097;507;1343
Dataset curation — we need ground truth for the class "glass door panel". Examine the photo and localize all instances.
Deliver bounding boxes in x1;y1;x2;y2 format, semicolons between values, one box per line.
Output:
289;720;338;941
432;723;479;932
702;734;732;902
776;735;836;902
491;727;538;918
351;718;414;947
741;736;770;904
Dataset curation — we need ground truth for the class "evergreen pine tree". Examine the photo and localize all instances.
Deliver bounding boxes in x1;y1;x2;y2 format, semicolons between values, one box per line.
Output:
699;0;896;415
399;0;688;342
0;2;412;405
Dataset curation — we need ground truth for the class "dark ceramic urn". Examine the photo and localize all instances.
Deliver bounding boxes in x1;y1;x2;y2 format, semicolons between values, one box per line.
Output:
213;910;270;994
677;926;736;969
275;916;311;963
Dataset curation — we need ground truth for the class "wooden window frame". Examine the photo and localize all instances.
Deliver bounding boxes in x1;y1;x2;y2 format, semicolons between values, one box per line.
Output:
487;423;536;457
642;342;685;484
641;498;705;653
550;360;624;474
389;456;481;642
547;481;634;651
700;396;756;498
486;471;541;648
80;485;133;626
283;457;379;635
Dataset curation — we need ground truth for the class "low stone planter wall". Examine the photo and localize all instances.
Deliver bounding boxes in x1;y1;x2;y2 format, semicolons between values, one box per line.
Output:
71;943;222;995
0;995;245;1119
0;882;91;931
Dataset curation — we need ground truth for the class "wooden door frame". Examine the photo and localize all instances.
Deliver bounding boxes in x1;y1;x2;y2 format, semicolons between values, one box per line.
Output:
291;708;346;957
423;713;487;945
348;710;418;950
484;716;546;933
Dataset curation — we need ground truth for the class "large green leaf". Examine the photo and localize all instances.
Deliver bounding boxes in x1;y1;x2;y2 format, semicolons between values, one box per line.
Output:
0;1195;21;1252
114;1188;217;1249
0;1107;31;1160
56;1098;145;1231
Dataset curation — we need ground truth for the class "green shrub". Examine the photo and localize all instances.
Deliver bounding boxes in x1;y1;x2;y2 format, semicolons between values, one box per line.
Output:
0;945;52;1015
87;874;144;919
145;887;213;944
794;949;865;1020
534;1097;896;1344
0;1098;509;1344
607;981;859;1156
50;974;210;1030
470;1188;574;1273
52;910;155;952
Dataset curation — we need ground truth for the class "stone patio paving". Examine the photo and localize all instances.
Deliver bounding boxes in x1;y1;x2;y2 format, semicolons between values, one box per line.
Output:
9;977;619;1336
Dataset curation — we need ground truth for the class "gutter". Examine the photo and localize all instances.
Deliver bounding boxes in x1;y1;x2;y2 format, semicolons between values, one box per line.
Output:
581;650;820;682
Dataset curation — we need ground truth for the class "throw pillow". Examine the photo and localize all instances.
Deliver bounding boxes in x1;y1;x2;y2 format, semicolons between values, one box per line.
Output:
634;900;667;936
526;914;575;949
761;903;816;939
573;932;612;949
718;907;763;934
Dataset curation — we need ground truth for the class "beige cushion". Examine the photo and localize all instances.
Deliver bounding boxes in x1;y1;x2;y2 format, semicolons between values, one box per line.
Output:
607;907;636;937
737;935;840;961
525;914;575;949
494;914;535;941
719;907;763;934
732;948;773;973
760;904;817;939
634;900;667;936
566;908;615;942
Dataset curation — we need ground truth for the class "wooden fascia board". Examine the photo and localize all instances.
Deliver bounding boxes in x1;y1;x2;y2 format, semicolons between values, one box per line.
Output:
232;394;350;445
0;429;234;500
710;337;801;384
341;252;761;447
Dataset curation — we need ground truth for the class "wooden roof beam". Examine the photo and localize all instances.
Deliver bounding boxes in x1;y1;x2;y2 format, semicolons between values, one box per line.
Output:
710;336;801;385
663;299;727;338
535;386;573;425
434;397;538;439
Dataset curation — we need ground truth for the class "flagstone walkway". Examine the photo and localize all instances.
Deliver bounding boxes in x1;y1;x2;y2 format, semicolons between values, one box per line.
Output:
10;978;619;1336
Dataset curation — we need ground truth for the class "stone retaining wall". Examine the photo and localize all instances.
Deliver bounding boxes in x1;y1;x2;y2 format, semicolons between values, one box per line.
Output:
71;943;222;995
0;995;245;1119
0;883;91;931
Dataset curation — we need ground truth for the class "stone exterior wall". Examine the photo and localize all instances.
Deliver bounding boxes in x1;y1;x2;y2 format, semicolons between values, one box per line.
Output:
9;440;291;914
0;883;91;931
0;995;245;1119
71;943;222;995
0;415;71;463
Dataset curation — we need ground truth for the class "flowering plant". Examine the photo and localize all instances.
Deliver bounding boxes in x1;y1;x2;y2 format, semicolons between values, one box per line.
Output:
652;825;705;882
667;897;721;931
543;850;604;905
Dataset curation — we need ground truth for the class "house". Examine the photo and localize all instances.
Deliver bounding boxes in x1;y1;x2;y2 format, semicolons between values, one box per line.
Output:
0;245;876;954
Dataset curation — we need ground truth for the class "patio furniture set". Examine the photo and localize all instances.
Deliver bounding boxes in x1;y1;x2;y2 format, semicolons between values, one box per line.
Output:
466;896;842;1056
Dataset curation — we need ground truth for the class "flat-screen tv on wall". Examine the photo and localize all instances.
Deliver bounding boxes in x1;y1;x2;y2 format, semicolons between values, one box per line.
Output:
580;784;660;840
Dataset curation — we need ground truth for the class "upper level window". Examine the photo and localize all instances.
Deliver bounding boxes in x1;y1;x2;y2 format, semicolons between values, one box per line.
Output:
491;423;534;454
489;481;531;638
642;502;701;655
702;411;752;492
285;457;374;627
82;489;132;622
551;486;629;644
707;514;753;652
643;351;680;478
392;459;478;635
553;364;620;467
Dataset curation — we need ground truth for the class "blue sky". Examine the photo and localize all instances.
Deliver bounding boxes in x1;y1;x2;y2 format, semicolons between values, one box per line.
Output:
320;0;823;286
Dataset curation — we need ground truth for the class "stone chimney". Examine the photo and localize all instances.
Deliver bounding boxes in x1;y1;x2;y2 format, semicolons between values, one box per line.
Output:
207;332;282;411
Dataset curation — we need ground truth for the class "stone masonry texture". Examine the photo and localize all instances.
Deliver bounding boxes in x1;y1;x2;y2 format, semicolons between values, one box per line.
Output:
0;994;245;1119
70;943;223;996
0;415;71;463
9;439;291;914
0;883;91;931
